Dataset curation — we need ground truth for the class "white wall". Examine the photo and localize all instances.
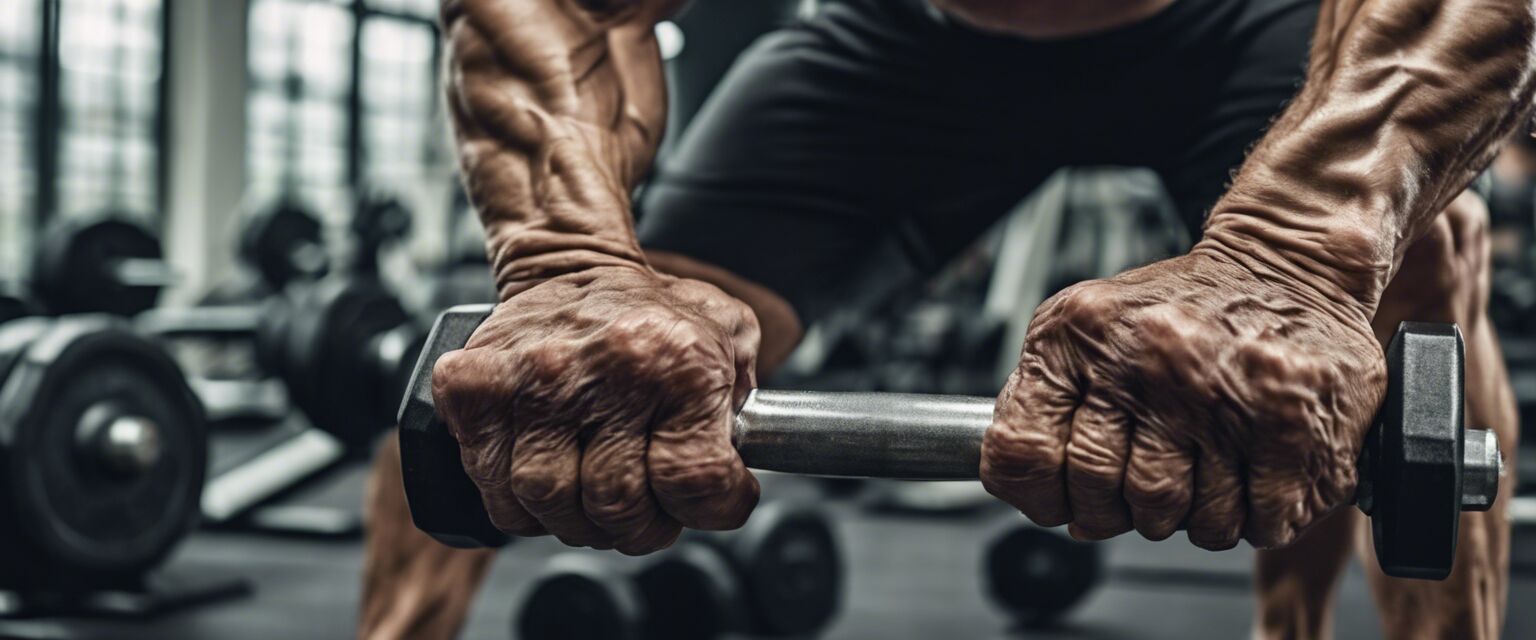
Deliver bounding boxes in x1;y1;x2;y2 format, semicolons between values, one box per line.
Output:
162;0;249;305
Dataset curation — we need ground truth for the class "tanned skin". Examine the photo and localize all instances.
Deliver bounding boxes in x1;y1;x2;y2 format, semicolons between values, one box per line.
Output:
360;0;1534;637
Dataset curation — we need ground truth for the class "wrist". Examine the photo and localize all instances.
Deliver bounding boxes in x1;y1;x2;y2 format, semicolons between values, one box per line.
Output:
484;225;650;299
1197;209;1391;320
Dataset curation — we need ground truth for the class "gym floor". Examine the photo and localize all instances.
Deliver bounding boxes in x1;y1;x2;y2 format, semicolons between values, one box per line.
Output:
6;467;1533;640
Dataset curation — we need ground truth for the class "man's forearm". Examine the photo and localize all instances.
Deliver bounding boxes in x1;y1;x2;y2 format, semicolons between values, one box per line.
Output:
443;0;675;298
1202;0;1536;314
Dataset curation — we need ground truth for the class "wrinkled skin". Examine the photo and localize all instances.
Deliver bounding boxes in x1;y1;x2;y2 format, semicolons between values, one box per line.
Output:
1255;191;1519;640
985;0;1536;553
432;266;761;553
982;241;1383;549
359;0;1536;637
436;0;768;554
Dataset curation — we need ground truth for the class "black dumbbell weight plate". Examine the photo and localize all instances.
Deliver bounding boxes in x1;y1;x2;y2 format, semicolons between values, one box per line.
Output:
984;526;1103;626
0;316;205;588
636;543;746;639
32;215;164;316
396;305;506;548
241;200;328;291
517;554;645;640
283;279;409;450
718;501;843;636
1364;322;1465;579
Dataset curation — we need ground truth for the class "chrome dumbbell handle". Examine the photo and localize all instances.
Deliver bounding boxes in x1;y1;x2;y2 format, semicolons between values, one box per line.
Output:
734;390;991;479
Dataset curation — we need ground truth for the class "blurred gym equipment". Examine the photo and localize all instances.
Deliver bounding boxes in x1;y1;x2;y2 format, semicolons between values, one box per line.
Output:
982;524;1250;627
403;305;1500;580
200;199;331;306
0;315;249;618
29;215;176;317
138;278;423;537
516;501;843;640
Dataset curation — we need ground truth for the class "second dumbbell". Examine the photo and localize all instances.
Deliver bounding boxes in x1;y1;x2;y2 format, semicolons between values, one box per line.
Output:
516;501;843;640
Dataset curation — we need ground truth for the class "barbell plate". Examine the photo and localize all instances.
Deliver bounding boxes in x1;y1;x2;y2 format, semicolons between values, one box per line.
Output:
31;215;166;316
0;316;205;588
283;279;410;452
1370;322;1464;580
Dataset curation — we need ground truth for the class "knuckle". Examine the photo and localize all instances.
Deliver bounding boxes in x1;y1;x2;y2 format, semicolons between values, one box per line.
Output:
984;423;1063;474
521;344;575;386
1123;475;1187;514
1051;281;1120;326
1065;441;1125;494
508;465;576;512
584;488;651;530
649;452;737;499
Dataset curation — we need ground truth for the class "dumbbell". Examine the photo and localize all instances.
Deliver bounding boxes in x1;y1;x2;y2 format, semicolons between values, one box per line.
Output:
399;305;1502;580
516;501;843;640
0;315;206;589
30;214;176;317
983;525;1102;626
346;191;412;277
240;199;330;294
138;278;424;452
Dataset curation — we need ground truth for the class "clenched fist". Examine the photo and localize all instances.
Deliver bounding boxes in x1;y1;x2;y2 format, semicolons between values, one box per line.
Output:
982;243;1386;551
431;265;761;554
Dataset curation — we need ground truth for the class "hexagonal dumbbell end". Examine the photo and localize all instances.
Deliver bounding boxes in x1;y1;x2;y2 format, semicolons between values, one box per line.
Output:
1356;322;1502;580
396;304;508;548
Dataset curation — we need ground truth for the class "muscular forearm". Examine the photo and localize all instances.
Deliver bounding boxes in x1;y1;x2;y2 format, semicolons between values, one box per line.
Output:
1202;0;1536;314
443;0;679;298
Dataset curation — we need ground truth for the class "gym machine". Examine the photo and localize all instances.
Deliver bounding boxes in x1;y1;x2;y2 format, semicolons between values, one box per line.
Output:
401;305;1502;585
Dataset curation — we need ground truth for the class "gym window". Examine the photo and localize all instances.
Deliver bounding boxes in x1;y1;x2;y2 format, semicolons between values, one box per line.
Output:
0;0;168;279
245;0;447;224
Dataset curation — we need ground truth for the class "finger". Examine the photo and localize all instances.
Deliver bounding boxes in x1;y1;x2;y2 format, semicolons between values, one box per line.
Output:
433;350;546;537
982;357;1077;527
1244;459;1315;549
1185;446;1245;551
580;421;683;555
1063;392;1133;541
1232;344;1353;549
648;392;759;531
460;430;546;537
509;426;614;548
1123;426;1194;541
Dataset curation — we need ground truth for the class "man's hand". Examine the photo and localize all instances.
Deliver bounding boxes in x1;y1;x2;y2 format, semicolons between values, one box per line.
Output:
431;265;761;554
982;244;1385;551
438;0;758;555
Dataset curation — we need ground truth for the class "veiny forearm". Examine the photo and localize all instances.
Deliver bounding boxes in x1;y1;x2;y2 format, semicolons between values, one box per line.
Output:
443;0;676;298
1202;0;1536;315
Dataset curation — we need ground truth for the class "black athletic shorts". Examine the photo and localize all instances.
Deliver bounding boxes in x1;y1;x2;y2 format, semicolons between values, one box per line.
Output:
637;0;1317;324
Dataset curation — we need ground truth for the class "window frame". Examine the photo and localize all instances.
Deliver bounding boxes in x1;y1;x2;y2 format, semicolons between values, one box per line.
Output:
29;0;173;230
245;0;442;206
